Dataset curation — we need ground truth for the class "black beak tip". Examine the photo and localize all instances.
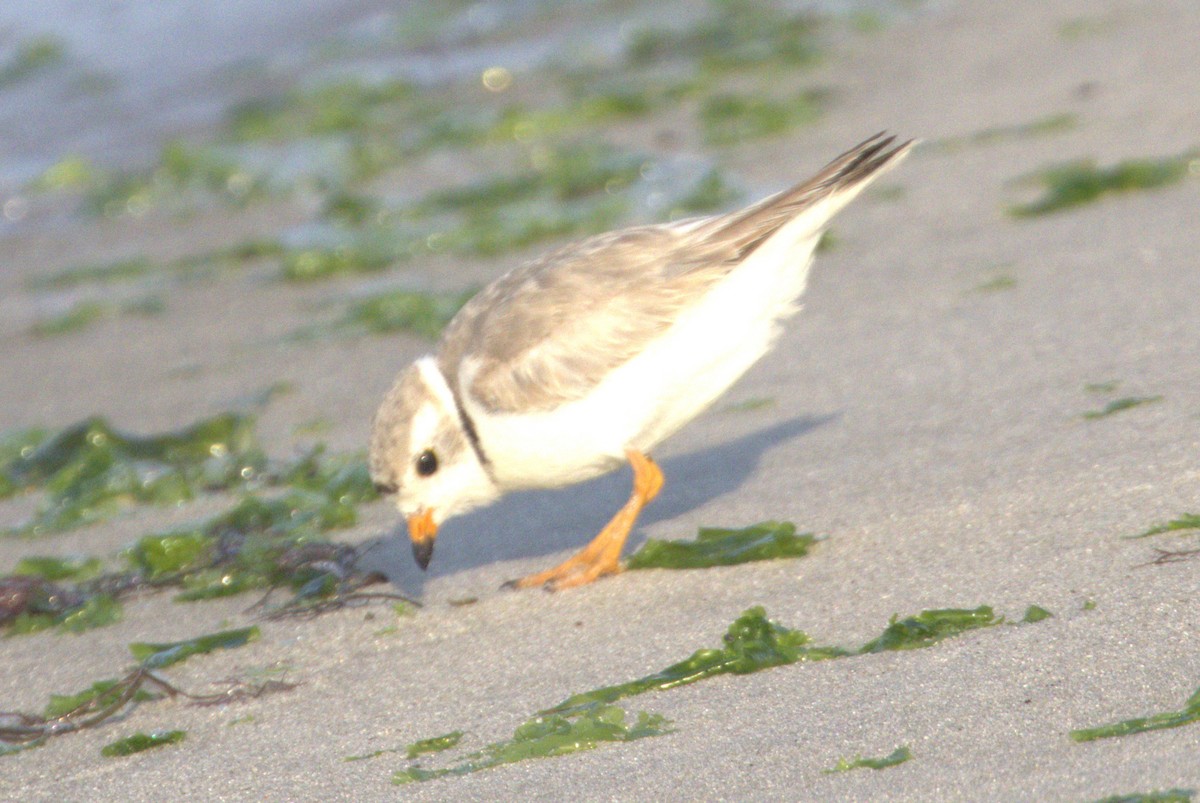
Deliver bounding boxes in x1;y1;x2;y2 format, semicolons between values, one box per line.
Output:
412;539;434;571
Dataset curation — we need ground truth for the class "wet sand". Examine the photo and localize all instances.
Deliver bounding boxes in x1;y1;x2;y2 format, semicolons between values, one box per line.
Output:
2;0;1199;799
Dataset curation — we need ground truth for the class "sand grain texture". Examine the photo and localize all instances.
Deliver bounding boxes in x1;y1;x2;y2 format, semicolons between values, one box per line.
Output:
1;1;1198;800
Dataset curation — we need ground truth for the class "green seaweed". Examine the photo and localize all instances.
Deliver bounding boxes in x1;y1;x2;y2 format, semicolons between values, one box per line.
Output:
1021;605;1054;623
3;413;260;493
848;10;886;33
5;524;328;634
0;429;47;498
406;731;465;759
546;607;846;717
938;113;1077;150
125;531;212;579
439;196;628;257
5;592;122;636
129;626;260;669
1129;513;1200;539
372;601;417;635
624;1;821;71
1090;791;1194;803
699;90;824;146
1058;17;1118;40
25;256;154;290
55;594;123;634
43;678;160;720
123;295;166;316
1071;684;1200;743
28;301;106;337
0;36;67;87
548;606;1006;717
458;145;636;202
92;140;268;218
337;288;474;339
30;155;99;193
279;236;404;281
626;521;814;570
393;706;669;784
1085;380;1121;393
3;611;56;636
1;561;125;634
26;241;281;290
815;230;837;253
344;727;447;763
12;555;103;582
29;447;373;612
489;90;655;143
974;275;1017;293
5;660;293;755
1010;151;1197;217
26;297;163;335
721;396;776;414
857;606;1000;653
101;729;186;757
1082;396;1162;420
670;169;743;215
143;492;360;602
2;413;266;534
278;445;377;503
2;552;127;635
416;174;542;216
392;603;1043;783
322;192;380;226
404;148;642;261
825;745;913;773
227;78;417;142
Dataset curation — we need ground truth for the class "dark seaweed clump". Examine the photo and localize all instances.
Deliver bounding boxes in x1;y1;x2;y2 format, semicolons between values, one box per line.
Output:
0;412;411;635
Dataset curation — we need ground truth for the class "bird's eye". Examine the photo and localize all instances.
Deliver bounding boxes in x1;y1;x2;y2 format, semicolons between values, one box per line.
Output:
415;449;439;477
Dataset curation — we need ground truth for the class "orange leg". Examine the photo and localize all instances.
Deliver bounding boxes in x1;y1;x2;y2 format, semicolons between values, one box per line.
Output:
507;449;664;591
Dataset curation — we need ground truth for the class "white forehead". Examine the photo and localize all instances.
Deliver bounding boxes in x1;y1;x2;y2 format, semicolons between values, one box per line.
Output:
407;400;442;456
415;356;456;411
406;356;457;456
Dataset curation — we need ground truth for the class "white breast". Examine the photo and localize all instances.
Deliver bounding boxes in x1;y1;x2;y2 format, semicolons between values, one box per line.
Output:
466;225;824;491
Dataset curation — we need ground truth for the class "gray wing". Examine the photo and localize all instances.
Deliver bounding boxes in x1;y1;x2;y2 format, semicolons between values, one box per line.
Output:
437;224;734;414
437;132;913;415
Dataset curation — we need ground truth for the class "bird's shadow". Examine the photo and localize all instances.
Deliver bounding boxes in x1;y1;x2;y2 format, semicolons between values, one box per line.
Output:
355;414;832;595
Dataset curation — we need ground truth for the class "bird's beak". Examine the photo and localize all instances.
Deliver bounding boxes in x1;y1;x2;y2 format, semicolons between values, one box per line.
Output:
407;509;438;570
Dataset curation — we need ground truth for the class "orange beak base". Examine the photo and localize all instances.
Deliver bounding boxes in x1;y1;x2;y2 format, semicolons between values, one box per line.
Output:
407;509;438;570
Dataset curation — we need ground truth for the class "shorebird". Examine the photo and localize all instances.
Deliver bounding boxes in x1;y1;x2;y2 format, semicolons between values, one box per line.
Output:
370;132;913;590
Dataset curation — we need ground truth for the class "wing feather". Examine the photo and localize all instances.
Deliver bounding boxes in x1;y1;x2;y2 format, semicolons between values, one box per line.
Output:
438;225;730;413
436;133;914;415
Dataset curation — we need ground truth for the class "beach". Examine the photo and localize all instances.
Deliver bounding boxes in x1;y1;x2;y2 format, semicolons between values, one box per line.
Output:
1;0;1198;799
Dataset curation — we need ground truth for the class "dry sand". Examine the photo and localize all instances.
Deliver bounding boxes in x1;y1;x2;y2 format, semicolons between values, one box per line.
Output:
2;0;1199;799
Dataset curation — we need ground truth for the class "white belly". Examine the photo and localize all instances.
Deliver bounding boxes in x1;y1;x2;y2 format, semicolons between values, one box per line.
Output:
469;229;821;491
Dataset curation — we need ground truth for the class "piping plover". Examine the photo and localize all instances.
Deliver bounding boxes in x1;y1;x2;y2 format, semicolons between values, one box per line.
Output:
370;132;913;590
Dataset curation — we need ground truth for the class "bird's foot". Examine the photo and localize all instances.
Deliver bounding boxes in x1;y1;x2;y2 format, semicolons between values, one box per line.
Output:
501;449;661;593
502;552;622;592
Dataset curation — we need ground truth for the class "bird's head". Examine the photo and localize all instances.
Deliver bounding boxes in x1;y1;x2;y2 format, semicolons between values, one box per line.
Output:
369;357;499;570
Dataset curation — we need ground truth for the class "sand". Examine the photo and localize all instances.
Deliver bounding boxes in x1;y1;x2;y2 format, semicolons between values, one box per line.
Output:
2;0;1199;799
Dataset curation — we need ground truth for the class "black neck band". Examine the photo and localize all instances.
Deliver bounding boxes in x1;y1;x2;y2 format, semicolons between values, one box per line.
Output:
454;396;491;475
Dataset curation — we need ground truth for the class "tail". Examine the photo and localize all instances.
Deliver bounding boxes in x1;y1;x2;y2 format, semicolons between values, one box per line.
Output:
700;132;916;261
